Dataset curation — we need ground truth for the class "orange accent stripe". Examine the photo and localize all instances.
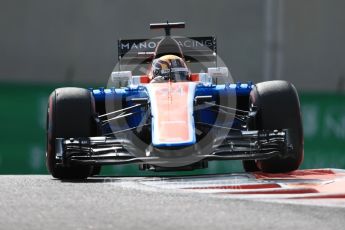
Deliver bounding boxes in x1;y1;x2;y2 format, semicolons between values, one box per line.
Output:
190;73;199;82
140;75;150;83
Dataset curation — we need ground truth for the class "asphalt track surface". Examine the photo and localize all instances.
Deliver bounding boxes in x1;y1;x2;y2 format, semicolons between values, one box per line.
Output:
0;175;345;230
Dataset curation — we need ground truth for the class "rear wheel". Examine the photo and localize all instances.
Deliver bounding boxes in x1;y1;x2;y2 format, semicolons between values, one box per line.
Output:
245;80;304;173
46;87;97;179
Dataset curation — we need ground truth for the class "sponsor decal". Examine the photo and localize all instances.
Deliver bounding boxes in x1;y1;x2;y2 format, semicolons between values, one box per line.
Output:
119;37;215;56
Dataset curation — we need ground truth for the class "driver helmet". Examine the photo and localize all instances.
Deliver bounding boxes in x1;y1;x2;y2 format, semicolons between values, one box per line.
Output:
150;55;190;82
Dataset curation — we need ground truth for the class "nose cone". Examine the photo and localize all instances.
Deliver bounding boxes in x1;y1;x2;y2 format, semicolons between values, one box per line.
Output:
146;82;197;148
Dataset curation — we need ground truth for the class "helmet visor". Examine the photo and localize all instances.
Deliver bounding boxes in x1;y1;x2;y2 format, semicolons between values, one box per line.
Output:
169;67;189;81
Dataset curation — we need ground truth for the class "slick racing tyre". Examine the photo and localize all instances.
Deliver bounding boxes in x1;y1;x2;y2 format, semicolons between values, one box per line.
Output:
242;160;260;172
246;80;304;173
91;166;102;176
46;87;97;179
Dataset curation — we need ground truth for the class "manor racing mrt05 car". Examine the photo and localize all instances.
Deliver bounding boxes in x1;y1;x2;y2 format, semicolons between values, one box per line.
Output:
46;22;303;179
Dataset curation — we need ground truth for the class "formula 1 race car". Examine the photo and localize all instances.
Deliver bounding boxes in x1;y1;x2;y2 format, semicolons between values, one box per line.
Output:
46;22;303;179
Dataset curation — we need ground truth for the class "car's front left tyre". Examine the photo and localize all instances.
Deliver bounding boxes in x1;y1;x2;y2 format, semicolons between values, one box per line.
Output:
245;80;304;173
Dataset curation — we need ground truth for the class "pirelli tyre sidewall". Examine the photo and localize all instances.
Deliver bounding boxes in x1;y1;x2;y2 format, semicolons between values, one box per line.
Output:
249;80;304;173
46;87;96;179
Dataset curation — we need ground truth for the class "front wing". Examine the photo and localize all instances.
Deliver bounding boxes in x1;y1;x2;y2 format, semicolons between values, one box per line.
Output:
55;129;290;167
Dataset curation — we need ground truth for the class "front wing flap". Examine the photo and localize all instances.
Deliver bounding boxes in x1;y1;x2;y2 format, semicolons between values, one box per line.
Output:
55;130;290;167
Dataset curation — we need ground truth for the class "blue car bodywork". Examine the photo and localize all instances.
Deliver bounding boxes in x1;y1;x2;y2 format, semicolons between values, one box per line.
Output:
91;82;253;147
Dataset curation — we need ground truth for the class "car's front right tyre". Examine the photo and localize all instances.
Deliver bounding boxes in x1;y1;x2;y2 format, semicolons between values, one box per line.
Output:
46;87;97;179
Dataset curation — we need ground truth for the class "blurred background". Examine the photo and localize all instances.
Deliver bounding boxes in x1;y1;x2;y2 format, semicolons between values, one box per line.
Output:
1;0;345;175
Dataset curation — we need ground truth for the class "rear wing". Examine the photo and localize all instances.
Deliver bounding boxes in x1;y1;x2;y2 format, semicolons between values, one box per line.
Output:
118;36;217;65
